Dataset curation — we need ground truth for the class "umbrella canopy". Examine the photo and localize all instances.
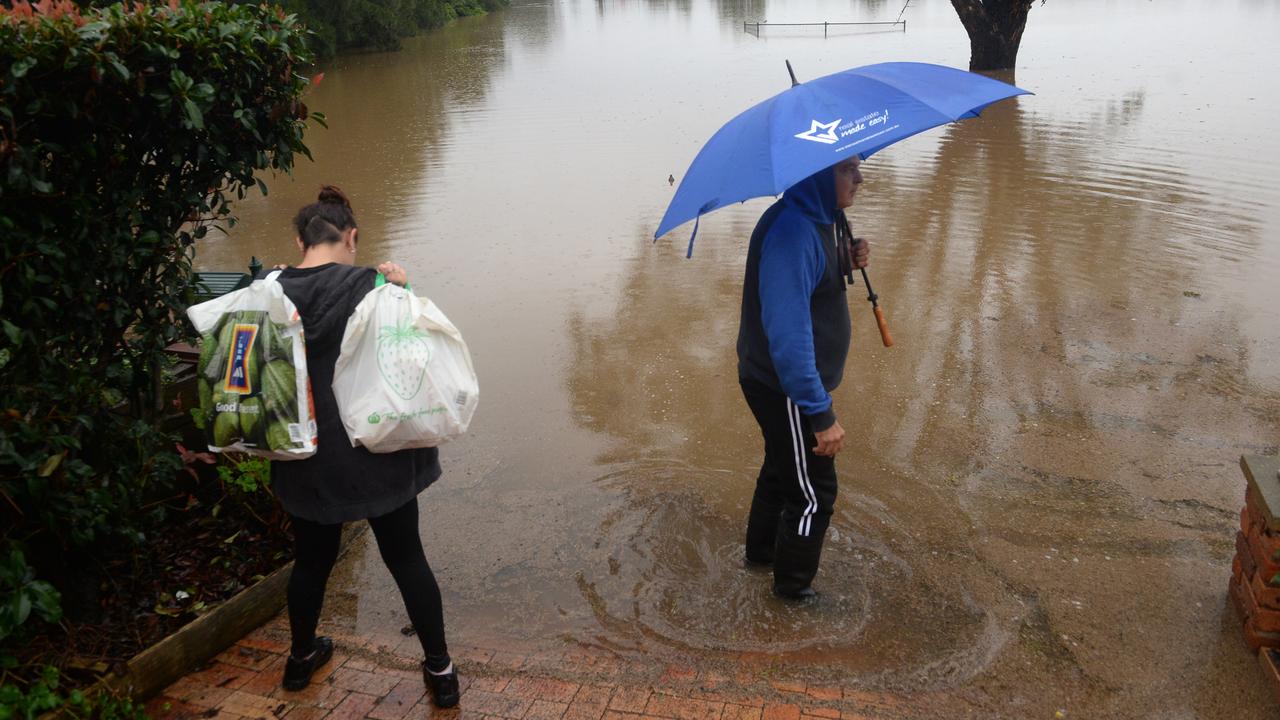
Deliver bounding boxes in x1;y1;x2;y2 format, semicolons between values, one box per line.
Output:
655;62;1030;252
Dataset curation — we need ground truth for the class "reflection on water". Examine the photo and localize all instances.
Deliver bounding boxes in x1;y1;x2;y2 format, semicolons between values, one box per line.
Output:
203;0;1280;716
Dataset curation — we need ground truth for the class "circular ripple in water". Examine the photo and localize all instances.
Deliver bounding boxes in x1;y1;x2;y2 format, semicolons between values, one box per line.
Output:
579;459;1005;685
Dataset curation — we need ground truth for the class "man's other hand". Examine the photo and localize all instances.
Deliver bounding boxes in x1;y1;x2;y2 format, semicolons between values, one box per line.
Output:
852;237;870;270
813;420;845;457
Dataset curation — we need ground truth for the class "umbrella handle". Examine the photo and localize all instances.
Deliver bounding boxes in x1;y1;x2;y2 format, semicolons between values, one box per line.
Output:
856;260;894;349
873;305;894;347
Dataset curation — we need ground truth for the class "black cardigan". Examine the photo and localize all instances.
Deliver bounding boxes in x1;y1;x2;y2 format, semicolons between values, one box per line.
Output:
270;263;440;524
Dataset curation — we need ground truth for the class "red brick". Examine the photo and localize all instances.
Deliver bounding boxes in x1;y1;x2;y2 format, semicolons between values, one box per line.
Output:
326;692;379;720
275;680;349;708
453;646;495;665
240;634;292;655
839;690;893;707
803;686;839;703
330;667;400;697
1252;564;1280;611
563;685;611;720
1240;531;1260;581
659;665;698;685
166;676;236;709
284;707;332;720
339;656;382;673
1242;614;1280;652
1246;526;1280;580
1259;648;1280;708
314;654;350;683
1251;524;1280;563
368;679;427;720
469;675;512;693
801;708;840;719
585;658;625;677
721;705;762;720
762;705;801;720
241;658;287;697
219;690;289;719
146;696;207;720
607;687;651;713
508;678;580;704
489;652;527;671
645;692;722;720
458;689;532;718
188;662;254;691
1239;567;1280;633
220;645;281;672
767;681;806;696
526;700;570;720
395;702;439;720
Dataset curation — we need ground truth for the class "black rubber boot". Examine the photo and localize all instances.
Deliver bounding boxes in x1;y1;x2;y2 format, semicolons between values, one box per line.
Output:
422;659;460;708
745;491;781;567
281;636;334;691
772;532;823;602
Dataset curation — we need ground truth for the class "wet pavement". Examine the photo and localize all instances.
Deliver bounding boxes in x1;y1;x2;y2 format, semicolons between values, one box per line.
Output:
194;0;1280;716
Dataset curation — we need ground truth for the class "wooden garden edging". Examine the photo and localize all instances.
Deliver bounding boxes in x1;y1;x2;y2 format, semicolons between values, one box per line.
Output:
71;524;366;708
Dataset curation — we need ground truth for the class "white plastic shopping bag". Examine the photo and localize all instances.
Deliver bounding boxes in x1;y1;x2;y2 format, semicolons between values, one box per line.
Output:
332;276;478;452
186;271;317;459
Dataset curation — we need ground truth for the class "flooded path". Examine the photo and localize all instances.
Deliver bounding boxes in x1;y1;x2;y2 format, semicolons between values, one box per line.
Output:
197;0;1280;716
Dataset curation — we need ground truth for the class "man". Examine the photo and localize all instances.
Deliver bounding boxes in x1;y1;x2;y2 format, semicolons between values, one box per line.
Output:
736;155;868;601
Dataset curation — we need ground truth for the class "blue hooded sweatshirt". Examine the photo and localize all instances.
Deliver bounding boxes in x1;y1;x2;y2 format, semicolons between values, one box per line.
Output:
736;165;851;431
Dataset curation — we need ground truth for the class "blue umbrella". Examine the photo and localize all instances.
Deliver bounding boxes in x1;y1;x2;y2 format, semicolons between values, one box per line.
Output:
655;61;1031;251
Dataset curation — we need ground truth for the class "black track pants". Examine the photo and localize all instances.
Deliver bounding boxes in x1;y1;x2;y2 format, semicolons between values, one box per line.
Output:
740;378;838;593
287;497;449;664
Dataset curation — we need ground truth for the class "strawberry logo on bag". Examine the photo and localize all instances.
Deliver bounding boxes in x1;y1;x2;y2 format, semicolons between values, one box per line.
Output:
376;321;432;400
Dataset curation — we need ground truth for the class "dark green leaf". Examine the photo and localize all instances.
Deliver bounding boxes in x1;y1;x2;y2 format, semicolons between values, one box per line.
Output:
2;320;20;346
183;98;204;130
11;57;37;78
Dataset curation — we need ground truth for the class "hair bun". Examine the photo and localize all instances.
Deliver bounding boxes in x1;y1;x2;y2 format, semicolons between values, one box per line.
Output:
317;185;351;209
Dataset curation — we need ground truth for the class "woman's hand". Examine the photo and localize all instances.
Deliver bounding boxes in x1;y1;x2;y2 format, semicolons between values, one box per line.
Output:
377;261;408;287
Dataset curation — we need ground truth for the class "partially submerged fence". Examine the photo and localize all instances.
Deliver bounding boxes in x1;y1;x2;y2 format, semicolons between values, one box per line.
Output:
743;20;907;38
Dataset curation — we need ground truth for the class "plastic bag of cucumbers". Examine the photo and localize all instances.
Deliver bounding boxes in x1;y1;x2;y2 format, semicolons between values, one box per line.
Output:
186;270;317;459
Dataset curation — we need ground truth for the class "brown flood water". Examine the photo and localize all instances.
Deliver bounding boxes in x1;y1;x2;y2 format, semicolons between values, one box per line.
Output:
196;0;1280;716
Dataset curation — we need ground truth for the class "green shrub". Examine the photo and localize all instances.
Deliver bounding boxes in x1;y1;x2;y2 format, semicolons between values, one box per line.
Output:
279;0;508;56
0;663;148;720
0;0;318;631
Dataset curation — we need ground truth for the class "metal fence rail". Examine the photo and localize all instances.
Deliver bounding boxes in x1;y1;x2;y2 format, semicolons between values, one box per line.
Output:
743;20;907;38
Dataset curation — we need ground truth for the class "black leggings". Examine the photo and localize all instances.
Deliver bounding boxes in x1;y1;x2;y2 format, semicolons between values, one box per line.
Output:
287;497;449;664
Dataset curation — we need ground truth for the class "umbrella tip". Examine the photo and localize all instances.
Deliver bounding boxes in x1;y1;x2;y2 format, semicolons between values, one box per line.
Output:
786;59;799;87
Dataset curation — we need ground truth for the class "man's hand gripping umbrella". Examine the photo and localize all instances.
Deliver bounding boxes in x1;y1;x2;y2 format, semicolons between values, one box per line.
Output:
836;211;894;348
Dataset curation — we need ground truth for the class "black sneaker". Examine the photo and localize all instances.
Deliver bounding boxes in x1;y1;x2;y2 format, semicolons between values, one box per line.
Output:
281;637;334;691
422;661;460;708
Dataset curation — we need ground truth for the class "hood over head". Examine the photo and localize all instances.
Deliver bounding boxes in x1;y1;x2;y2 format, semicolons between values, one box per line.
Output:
782;164;837;225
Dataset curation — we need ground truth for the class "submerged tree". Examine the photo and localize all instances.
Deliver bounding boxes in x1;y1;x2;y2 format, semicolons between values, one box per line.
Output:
950;0;1038;71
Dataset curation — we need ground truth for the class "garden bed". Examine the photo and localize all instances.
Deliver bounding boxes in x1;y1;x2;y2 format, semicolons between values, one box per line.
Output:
11;458;293;691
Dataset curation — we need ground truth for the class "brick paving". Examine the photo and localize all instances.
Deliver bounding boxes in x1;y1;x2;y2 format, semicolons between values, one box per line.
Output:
145;616;920;720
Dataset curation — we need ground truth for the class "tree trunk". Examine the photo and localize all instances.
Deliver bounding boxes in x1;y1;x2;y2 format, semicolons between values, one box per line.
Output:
950;0;1035;72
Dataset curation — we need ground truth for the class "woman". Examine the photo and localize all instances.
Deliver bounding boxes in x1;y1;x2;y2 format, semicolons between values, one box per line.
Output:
270;186;458;708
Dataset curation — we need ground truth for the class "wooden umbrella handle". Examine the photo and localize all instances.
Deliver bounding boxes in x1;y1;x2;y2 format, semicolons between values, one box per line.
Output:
873;306;894;347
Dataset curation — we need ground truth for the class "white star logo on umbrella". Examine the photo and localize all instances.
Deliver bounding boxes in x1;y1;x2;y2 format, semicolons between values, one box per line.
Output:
794;118;842;144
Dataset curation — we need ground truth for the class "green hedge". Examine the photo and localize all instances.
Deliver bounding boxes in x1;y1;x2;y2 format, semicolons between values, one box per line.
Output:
0;0;318;644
